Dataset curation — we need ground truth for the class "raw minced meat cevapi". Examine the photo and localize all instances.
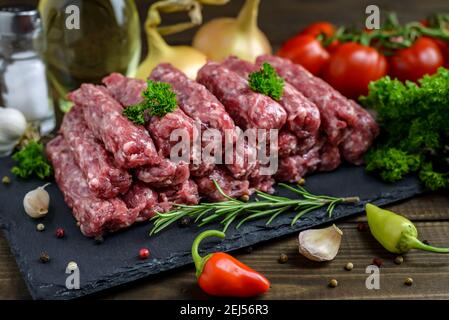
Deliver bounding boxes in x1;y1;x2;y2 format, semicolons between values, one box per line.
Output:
221;56;321;148
256;55;379;165
195;167;251;201
46;136;138;237
48;55;378;237
60;105;132;198
68;84;160;168
150;64;264;180
150;63;259;180
197;61;288;130
103;73;214;178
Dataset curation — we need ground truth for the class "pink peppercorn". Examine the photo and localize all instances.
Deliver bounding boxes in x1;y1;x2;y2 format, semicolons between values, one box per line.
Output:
55;228;65;238
139;248;150;260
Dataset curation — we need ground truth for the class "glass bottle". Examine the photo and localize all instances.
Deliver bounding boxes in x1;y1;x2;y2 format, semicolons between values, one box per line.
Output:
38;0;141;111
0;5;55;134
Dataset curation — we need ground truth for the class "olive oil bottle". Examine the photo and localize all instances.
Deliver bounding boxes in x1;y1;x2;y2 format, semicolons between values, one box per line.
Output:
38;0;141;111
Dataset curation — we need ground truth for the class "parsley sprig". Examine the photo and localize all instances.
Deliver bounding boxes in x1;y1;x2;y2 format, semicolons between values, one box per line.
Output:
248;63;285;101
11;140;53;180
123;80;177;124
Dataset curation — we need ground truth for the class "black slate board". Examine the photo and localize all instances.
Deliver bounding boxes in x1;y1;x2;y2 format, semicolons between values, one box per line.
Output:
0;156;424;300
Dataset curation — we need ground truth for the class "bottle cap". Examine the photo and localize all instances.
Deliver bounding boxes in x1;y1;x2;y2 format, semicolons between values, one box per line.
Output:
0;5;41;38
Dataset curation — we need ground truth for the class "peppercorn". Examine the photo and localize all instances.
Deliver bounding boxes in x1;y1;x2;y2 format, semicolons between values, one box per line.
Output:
178;216;192;228
357;222;369;232
36;223;45;232
372;258;383;267
404;277;413;286
394;256;404;265
298;178;306;186
278;253;288;264
39;252;50;263
139;248;150;260
67;261;78;271
94;235;104;244
240;195;250;202
328;279;338;288
55;228;65;238
345;262;354;271
2;176;11;184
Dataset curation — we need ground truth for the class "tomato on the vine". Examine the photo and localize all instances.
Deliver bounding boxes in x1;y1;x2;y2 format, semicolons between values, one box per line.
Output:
277;34;330;75
322;42;387;99
300;21;339;53
389;37;444;82
299;21;336;38
433;39;449;68
420;20;449;68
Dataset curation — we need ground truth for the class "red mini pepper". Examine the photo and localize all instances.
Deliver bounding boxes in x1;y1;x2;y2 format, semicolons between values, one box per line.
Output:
192;230;270;297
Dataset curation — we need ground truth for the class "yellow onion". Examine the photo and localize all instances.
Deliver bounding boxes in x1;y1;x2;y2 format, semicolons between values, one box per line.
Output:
137;27;207;80
193;0;272;62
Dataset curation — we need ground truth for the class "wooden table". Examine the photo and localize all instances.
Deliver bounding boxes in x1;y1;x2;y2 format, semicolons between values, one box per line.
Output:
1;0;449;300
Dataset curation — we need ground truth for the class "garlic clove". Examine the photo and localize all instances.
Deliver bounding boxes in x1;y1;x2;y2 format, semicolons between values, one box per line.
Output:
298;224;343;262
0;108;28;157
0;108;27;141
23;183;51;219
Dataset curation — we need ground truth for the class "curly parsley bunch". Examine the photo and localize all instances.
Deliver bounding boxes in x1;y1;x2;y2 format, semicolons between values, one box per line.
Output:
360;67;449;190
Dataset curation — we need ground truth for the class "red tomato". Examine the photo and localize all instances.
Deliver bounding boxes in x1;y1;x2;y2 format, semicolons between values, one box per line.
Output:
420;20;449;68
325;39;340;54
420;19;430;27
300;21;339;53
277;34;330;75
389;37;444;82
432;38;449;68
322;42;387;99
300;21;336;38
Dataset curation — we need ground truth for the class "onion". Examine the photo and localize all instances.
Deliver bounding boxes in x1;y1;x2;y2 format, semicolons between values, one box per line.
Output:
137;27;207;80
193;0;272;62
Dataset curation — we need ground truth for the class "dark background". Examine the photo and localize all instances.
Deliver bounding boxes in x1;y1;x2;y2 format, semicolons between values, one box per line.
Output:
1;0;449;54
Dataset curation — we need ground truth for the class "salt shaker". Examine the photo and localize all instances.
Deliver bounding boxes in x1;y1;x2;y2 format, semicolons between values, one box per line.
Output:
0;5;55;135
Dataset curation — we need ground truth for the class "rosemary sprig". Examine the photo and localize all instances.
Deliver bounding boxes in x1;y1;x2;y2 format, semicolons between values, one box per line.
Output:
149;181;359;235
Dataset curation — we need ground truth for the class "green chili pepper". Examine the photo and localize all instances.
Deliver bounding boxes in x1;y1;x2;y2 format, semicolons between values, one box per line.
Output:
366;203;449;254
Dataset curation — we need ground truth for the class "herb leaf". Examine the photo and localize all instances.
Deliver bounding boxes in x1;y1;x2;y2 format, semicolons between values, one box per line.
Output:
123;80;177;124
11;141;53;180
364;147;422;182
360;67;449;190
123;104;146;125
249;62;284;101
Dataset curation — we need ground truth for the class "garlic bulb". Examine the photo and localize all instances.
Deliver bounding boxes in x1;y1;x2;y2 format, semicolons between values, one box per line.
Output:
0;108;27;157
192;0;272;62
23;183;51;219
298;224;343;262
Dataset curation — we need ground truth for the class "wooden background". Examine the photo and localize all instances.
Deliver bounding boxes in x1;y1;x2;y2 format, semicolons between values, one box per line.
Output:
1;0;449;300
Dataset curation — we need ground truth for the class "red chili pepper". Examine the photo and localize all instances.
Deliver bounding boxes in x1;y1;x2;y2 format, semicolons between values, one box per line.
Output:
192;230;270;297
